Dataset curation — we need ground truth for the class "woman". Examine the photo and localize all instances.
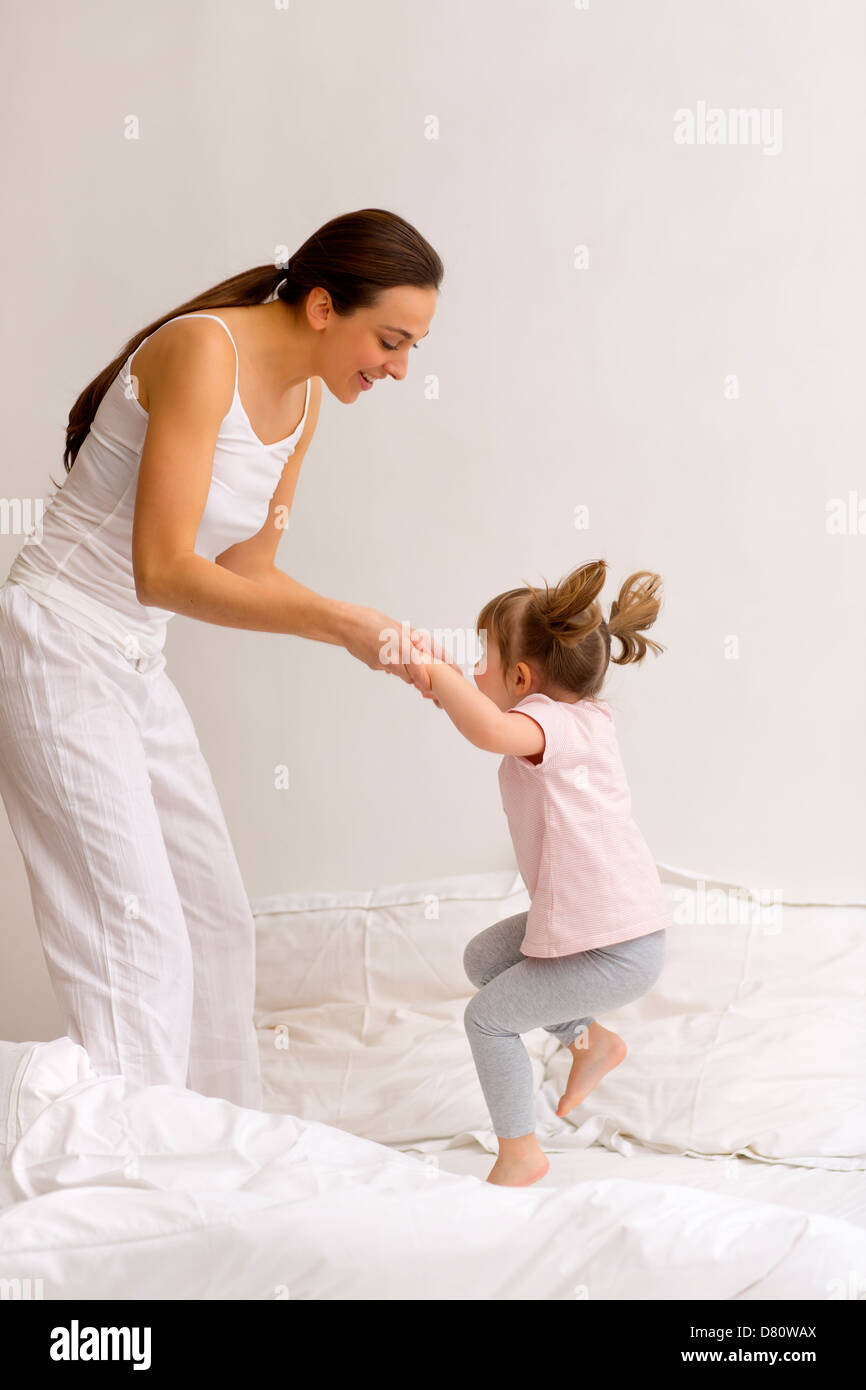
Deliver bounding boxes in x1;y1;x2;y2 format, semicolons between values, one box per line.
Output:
0;207;449;1109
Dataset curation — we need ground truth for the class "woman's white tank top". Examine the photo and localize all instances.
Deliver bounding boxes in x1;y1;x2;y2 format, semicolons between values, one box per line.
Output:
5;312;311;663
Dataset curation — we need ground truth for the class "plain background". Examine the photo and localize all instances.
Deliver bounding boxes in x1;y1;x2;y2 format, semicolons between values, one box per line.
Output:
1;0;863;1040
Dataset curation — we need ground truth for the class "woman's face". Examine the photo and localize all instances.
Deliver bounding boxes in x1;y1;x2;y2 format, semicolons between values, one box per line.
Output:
311;284;437;401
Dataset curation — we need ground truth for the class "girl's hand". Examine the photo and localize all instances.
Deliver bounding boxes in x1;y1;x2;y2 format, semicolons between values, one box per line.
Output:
406;629;462;709
403;641;440;706
409;628;462;672
404;660;439;703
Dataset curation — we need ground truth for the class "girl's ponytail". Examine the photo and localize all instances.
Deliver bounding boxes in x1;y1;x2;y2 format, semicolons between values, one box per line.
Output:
476;557;666;701
522;557;607;650
608;571;665;665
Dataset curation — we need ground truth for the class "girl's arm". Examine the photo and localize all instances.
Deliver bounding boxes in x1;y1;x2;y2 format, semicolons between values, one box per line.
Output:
412;653;545;758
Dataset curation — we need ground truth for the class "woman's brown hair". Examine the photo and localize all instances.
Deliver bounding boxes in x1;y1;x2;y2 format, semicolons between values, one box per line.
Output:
476;558;665;699
60;207;444;473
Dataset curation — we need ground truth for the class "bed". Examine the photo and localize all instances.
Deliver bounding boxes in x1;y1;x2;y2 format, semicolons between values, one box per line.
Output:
1;867;864;1300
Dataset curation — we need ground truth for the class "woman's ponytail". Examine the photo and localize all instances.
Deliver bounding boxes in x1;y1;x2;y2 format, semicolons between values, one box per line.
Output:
607;571;665;665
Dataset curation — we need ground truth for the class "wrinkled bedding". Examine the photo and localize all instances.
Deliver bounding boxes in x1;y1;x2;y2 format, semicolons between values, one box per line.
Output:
0;1038;864;1301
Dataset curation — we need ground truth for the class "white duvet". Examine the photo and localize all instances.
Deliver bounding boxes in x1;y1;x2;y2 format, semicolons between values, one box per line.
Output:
0;1037;864;1301
3;866;864;1300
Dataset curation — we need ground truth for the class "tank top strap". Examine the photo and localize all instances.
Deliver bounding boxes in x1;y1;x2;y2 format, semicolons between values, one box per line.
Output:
168;312;239;399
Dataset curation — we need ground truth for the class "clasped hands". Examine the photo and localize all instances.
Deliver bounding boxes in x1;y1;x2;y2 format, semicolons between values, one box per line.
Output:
401;628;461;710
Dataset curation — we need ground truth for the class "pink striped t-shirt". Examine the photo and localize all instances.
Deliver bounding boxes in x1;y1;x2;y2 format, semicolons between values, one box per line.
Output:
497;693;670;957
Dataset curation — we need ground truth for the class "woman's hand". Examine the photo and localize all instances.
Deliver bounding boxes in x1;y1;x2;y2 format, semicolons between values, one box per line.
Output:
341;606;457;706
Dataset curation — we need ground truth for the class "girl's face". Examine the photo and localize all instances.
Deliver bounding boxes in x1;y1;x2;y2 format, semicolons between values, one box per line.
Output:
309;284;437;401
474;633;535;711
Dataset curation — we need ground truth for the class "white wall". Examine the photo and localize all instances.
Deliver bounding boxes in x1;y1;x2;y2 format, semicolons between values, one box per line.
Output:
1;0;863;1040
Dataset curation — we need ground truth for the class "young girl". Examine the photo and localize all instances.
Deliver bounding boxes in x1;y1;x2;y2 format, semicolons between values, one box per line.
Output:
408;558;670;1188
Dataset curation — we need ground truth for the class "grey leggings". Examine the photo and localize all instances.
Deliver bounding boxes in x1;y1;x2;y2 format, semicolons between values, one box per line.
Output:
463;912;667;1139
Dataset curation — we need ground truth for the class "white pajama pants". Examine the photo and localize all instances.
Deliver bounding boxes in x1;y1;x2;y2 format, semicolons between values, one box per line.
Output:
0;581;263;1109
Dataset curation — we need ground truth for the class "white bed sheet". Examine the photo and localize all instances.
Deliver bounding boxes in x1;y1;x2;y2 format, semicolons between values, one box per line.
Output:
397;1140;866;1234
1;1038;864;1302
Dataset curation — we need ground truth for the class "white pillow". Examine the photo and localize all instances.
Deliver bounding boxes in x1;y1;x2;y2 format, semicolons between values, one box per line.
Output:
545;879;866;1168
253;870;558;1144
254;866;866;1166
0;1038;96;1161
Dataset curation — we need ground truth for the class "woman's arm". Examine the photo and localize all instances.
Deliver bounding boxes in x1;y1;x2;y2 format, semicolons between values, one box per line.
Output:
139;549;355;643
142;554;436;694
130;324;427;688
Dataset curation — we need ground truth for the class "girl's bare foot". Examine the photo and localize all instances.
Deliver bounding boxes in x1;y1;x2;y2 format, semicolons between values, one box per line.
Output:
555;1022;627;1118
486;1133;550;1187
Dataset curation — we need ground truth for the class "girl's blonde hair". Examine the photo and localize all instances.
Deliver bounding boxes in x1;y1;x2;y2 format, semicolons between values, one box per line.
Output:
476;558;665;699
